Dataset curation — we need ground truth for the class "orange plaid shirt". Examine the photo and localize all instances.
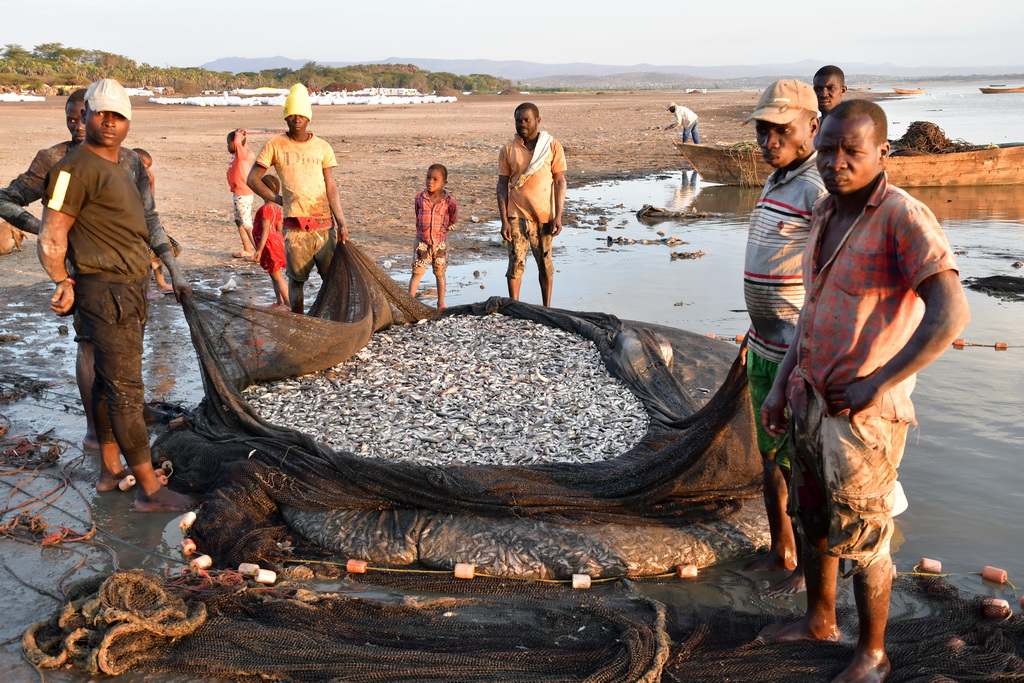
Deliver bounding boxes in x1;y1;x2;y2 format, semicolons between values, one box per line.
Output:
786;173;959;421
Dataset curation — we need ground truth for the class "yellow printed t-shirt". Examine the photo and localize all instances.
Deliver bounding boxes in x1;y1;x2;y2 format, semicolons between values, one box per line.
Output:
255;134;337;219
498;136;566;224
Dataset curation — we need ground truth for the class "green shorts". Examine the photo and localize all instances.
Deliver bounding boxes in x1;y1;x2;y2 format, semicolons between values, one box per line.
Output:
746;348;791;470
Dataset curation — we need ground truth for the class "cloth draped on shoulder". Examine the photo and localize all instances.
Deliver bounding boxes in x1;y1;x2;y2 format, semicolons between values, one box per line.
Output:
512;131;554;190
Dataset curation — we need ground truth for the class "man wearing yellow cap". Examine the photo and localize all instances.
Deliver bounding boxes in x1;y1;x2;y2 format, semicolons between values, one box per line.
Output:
248;84;349;314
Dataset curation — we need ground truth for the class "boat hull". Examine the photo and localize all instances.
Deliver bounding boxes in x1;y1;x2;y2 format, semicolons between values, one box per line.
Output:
675;142;1024;188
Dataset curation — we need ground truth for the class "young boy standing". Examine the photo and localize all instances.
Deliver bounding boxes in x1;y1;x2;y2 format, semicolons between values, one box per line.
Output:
227;128;256;258
251;175;289;309
408;164;458;308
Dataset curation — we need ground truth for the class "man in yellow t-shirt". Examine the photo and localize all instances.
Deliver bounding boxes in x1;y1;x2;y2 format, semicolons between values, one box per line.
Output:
496;102;567;307
248;84;349;314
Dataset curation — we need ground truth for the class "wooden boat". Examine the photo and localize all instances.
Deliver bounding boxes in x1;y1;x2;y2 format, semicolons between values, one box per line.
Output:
675;142;1024;188
980;86;1024;94
892;87;926;94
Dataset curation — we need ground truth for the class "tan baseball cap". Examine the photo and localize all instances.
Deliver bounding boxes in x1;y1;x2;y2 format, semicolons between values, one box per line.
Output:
745;79;818;124
85;79;132;120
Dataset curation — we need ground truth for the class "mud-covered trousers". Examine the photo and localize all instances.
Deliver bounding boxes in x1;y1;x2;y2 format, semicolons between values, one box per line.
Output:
74;274;151;467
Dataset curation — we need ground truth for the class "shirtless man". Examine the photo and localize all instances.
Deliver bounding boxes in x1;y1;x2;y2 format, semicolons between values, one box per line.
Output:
760;100;969;682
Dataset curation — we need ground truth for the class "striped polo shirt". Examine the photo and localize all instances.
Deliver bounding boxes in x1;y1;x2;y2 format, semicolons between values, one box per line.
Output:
744;153;826;363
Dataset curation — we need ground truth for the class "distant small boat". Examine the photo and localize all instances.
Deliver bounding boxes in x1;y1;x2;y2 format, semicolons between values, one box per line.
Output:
893;88;926;95
980;86;1024;94
850;87;872;92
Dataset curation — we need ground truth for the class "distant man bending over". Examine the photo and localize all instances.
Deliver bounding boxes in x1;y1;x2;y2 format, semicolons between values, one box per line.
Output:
667;102;700;143
760;99;969;682
496;102;566;307
39;79;195;511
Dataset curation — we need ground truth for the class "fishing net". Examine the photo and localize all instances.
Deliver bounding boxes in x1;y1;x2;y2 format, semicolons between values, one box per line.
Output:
149;239;765;579
893;121;977;154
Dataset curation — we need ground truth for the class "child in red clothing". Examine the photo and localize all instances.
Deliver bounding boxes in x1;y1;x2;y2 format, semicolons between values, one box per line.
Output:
408;164;458;308
251;175;289;308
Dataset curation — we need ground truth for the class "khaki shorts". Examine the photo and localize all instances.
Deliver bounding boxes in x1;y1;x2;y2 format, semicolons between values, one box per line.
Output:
790;388;910;572
285;227;336;283
505;217;554;279
412;241;447;276
232;193;254;228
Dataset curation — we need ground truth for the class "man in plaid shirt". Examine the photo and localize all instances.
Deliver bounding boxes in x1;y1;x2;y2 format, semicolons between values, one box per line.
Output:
759;100;969;682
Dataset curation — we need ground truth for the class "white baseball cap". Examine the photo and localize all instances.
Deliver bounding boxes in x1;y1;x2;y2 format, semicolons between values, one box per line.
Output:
85;79;132;120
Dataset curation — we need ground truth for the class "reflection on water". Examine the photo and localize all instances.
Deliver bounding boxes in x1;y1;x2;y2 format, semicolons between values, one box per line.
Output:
907;184;1024;223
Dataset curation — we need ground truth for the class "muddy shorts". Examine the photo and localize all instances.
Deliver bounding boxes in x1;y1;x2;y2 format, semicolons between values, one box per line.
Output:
505;217;554;279
284;222;336;283
789;388;910;572
746;349;792;470
412;240;448;276
232;193;254;228
73;274;151;467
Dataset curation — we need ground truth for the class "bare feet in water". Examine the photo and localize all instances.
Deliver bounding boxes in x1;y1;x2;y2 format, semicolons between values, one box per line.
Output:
744;549;796;573
833;648;890;682
758;618;841;644
766;569;807;597
96;468;131;492
135;487;196;512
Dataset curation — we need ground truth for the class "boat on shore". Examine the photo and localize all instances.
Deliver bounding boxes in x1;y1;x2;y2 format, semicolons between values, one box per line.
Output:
674;142;1024;188
980;86;1024;94
893;87;926;94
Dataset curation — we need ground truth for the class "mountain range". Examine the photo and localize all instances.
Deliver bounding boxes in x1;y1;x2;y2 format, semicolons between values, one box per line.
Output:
201;56;1024;84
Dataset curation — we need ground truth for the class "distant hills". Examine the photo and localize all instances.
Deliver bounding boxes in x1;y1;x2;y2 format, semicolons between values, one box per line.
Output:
202;56;1024;87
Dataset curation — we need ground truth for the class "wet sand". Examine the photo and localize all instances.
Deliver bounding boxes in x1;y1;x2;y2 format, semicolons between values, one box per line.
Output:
0;90;763;288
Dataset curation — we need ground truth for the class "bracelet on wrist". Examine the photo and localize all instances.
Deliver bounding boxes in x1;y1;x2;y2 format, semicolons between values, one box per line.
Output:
61;277;75;286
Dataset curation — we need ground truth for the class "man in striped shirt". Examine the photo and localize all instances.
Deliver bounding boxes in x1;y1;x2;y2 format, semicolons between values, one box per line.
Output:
741;80;825;594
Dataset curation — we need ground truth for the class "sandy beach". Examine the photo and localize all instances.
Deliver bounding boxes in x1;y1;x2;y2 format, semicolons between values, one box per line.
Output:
0;90;764;288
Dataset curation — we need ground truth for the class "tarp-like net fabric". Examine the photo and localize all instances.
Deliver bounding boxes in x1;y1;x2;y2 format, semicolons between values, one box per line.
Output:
22;569;670;682
23;570;1024;681
154;239;764;574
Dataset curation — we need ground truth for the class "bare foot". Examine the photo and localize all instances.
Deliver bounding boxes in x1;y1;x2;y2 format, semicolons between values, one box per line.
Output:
744;549;796;572
833;649;890;682
135;487;196;512
758;618;841;644
766;569;807;597
96;468;131;492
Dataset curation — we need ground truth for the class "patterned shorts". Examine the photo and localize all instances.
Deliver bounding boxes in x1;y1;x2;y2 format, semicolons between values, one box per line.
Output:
789;388;910;572
412;241;447;276
505;217;553;279
232;193;254;228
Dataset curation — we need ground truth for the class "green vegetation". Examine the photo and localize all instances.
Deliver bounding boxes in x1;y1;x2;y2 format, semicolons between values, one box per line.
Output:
0;43;511;95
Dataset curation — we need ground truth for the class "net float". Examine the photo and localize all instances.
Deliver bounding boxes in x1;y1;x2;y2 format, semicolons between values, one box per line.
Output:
454;563;475;579
952;338;966;348
255;569;277;584
179;511;197;531
919;557;942;573
572;574;591;589
346;559;368;574
982;598;1011;619
181;538;197;555
676;564;698;578
190;554;212;571
117;475;136;491
982;566;1007;583
238;563;260;576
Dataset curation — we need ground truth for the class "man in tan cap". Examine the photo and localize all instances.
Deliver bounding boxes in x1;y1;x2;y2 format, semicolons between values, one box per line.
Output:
739;79;825;595
248;83;349;314
38;78;195;512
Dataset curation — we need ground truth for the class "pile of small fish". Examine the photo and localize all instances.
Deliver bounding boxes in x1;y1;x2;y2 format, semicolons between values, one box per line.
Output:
241;314;649;467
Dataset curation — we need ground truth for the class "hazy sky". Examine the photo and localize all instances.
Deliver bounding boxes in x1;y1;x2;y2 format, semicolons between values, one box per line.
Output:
9;0;1021;69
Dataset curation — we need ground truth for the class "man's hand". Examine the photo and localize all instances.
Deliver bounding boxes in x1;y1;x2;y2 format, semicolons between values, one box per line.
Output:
336;218;349;244
760;386;789;438
50;279;75;315
500;220;513;242
738;332;749;366
825;374;884;417
551;217;563;237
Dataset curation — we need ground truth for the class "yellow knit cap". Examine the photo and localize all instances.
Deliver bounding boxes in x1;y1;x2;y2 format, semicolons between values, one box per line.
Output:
283;84;313;120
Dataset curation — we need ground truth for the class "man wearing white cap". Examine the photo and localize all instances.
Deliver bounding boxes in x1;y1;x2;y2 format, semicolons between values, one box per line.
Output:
248;83;349;314
38;78;195;512
667;102;700;143
739;79;825;595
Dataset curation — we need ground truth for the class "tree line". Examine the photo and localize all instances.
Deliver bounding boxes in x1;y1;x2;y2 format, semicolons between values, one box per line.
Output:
0;43;511;95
